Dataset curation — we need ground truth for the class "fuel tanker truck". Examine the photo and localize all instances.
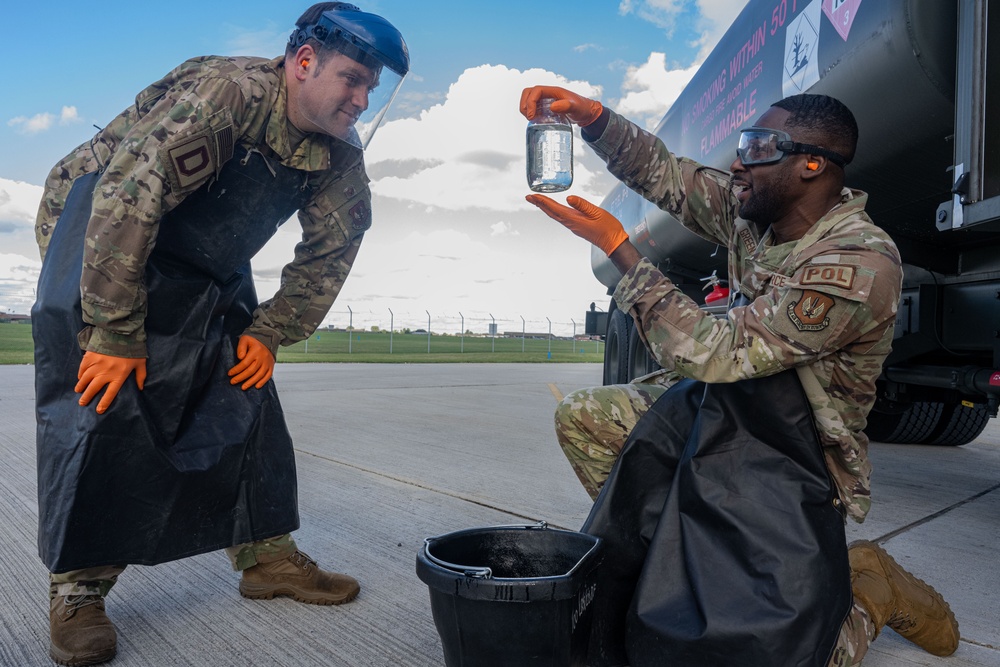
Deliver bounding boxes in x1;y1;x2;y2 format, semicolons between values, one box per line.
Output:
586;0;1000;446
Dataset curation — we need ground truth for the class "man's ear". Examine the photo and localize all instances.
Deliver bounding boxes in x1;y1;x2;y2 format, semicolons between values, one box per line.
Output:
292;44;316;81
802;155;825;179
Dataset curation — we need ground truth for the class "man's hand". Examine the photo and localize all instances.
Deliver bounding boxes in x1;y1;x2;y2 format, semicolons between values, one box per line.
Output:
228;335;275;390
526;194;630;257
75;351;147;414
519;86;603;127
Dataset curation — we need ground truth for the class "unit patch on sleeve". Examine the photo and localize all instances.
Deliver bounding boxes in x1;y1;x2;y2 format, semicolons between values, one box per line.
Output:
348;200;371;230
166;135;216;190
787;290;835;331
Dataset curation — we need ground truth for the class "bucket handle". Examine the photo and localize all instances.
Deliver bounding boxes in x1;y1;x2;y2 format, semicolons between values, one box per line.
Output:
423;521;549;579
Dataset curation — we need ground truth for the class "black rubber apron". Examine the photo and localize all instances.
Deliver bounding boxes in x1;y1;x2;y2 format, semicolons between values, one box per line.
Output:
582;369;852;666
33;146;313;573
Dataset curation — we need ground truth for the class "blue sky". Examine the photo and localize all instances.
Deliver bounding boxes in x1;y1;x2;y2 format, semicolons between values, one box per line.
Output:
0;0;747;334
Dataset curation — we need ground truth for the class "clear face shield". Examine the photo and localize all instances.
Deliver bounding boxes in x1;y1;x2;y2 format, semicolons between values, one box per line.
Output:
290;6;409;149
351;65;404;149
736;127;848;168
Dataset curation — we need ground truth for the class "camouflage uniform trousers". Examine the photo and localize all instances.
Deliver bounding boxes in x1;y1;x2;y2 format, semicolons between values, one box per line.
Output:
554;381;877;666
49;534;298;599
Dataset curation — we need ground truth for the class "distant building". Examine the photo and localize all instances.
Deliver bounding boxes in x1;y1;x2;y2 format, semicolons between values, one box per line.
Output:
502;331;550;339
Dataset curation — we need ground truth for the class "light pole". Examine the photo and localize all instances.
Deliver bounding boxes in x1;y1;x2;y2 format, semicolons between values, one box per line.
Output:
388;308;394;354
348;305;353;354
572;319;576;354
426;310;431;353
490;314;496;353
547;317;552;357
459;312;464;353
520;316;525;353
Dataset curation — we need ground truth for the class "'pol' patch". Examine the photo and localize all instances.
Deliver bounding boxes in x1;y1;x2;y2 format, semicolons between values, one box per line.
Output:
166;136;215;190
787;290;835;331
801;264;856;290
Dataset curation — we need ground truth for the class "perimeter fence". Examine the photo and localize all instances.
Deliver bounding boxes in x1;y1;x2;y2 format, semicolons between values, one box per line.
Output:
281;328;603;360
0;307;607;364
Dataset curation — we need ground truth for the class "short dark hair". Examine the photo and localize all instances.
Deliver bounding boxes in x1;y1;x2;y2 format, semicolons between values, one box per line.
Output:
772;94;858;165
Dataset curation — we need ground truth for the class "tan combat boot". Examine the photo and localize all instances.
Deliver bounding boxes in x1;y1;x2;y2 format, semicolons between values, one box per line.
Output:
239;550;360;605
848;540;959;656
49;595;117;666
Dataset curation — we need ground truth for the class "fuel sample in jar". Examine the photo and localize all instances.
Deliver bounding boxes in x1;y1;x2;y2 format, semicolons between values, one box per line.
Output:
526;98;573;192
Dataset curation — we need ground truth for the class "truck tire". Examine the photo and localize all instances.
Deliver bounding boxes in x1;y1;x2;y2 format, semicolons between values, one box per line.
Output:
604;308;630;386
923;402;991;446
863;401;943;444
627;321;660;381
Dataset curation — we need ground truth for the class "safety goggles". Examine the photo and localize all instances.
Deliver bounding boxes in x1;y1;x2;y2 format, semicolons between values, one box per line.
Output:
736;127;848;168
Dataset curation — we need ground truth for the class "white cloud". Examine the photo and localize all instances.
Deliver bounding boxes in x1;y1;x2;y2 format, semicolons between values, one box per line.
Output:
490;221;519;237
619;0;689;34
0;253;41;314
0;178;45;313
60;106;81;125
0;177;43;226
0;253;41;282
304;222;610;336
616;52;700;130
7;106;82;134
8;112;55;134
365;64;609;212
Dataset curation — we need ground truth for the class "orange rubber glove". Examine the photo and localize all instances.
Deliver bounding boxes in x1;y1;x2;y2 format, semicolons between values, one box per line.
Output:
228;335;275;390
526;194;630;257
75;351;147;414
519;86;603;127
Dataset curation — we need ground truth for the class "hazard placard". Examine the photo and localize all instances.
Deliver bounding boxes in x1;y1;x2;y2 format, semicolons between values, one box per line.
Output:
783;0;822;97
823;0;862;41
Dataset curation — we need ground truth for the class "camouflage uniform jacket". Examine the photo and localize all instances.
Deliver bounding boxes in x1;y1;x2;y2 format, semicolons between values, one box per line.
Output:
35;56;372;358
587;110;903;522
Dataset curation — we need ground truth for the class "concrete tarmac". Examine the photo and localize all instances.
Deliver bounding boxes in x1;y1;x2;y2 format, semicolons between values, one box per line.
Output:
0;363;996;666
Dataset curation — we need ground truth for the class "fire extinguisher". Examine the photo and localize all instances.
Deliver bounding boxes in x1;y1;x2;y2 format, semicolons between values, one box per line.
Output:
700;271;729;305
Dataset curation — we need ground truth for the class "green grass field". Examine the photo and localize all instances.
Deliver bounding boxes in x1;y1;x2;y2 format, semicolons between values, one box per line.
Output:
0;322;603;365
0;323;35;364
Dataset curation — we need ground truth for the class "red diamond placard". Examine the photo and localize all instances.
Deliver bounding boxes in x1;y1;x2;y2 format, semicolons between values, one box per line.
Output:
823;0;862;41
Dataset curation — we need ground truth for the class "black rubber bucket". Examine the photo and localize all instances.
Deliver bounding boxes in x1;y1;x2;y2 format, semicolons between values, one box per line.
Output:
415;522;603;667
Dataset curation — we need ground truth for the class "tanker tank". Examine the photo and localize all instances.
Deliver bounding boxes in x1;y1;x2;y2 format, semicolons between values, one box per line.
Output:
591;0;958;290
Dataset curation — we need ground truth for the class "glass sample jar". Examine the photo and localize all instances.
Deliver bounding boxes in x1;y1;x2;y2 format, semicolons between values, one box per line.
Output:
526;98;573;192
